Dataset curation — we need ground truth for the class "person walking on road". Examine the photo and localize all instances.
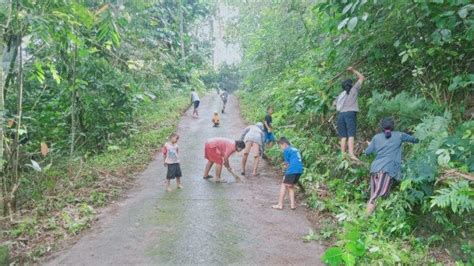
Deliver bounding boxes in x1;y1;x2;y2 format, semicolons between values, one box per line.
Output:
333;66;365;161
364;117;419;216
203;138;246;183
220;90;229;114
191;88;201;118
240;122;265;176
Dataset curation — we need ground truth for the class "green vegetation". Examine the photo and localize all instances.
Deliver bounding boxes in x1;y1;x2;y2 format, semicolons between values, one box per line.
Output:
233;0;473;264
0;0;211;263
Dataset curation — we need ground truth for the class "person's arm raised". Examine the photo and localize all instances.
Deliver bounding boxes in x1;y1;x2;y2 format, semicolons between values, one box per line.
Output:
347;66;365;83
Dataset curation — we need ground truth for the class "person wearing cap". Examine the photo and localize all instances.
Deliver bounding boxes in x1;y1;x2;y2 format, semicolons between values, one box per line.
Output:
203;138;246;182
240;122;265;176
364;117;419;215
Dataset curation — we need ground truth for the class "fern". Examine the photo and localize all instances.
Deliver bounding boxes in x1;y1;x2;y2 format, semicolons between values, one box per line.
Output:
366;91;438;131
430;180;474;215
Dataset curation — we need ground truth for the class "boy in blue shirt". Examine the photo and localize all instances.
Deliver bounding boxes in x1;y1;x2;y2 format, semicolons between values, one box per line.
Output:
272;137;304;210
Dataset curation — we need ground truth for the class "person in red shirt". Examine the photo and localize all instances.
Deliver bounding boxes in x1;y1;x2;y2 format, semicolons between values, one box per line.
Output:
203;138;246;182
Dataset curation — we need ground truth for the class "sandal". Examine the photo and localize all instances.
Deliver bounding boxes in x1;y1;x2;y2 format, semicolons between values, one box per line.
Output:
203;175;213;180
215;179;227;183
291;206;297;210
272;205;283;210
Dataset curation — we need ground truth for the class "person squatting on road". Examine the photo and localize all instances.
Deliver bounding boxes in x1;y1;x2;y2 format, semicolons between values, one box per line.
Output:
364;117;419;216
162;133;183;192
272;137;304;210
191;88;200;118
240;122;265;176
220;90;229;114
212;111;220;127
334;66;365;161
263;106;276;148
203;138;246;183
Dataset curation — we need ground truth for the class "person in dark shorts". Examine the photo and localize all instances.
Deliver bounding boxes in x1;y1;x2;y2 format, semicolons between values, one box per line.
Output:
364;118;418;215
220;90;229;113
191;88;200;118
333;66;365;161
272;137;304;210
162;133;183;191
263;106;276;147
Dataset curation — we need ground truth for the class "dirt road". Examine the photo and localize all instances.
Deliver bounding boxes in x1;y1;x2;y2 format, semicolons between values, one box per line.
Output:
46;94;323;265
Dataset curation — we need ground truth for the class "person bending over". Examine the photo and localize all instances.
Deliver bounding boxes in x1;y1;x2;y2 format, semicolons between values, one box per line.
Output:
364;117;419;216
240;122;265;176
203;138;246;183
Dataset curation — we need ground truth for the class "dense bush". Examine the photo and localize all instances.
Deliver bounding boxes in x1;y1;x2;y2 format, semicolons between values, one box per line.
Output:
0;0;212;262
234;0;473;264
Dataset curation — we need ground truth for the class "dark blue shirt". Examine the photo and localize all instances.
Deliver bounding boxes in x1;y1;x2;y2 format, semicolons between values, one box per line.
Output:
283;146;304;175
264;113;272;133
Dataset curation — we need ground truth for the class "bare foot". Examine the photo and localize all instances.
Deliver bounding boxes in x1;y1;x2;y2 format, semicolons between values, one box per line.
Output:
252;172;260;176
272;205;283;210
166;187;172;192
291;205;297;210
215;179;227;183
349;154;360;161
177;184;183;189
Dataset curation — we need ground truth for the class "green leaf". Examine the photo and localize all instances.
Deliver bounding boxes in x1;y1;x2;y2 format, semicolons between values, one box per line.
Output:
322;247;344;266
48;64;61;85
345;241;366;257
338;18;349;30
345;229;360;242
342;3;353;15
458;7;468;19
347;17;358;31
401;53;409;63
342;253;356;266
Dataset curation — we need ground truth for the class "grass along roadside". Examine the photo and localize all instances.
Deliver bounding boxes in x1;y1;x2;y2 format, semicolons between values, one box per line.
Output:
1;93;190;264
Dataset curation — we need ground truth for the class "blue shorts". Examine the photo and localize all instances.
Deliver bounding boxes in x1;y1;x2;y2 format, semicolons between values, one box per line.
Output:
265;132;276;143
193;100;200;109
337;111;357;138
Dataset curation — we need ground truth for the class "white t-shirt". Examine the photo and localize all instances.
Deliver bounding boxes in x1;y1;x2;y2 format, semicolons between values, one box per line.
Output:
191;91;200;102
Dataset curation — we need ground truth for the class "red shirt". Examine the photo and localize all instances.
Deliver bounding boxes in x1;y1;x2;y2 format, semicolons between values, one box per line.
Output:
206;138;236;160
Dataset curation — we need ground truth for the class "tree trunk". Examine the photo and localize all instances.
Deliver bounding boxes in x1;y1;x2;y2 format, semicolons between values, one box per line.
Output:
11;32;24;217
179;2;185;58
0;43;6;216
70;45;77;157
